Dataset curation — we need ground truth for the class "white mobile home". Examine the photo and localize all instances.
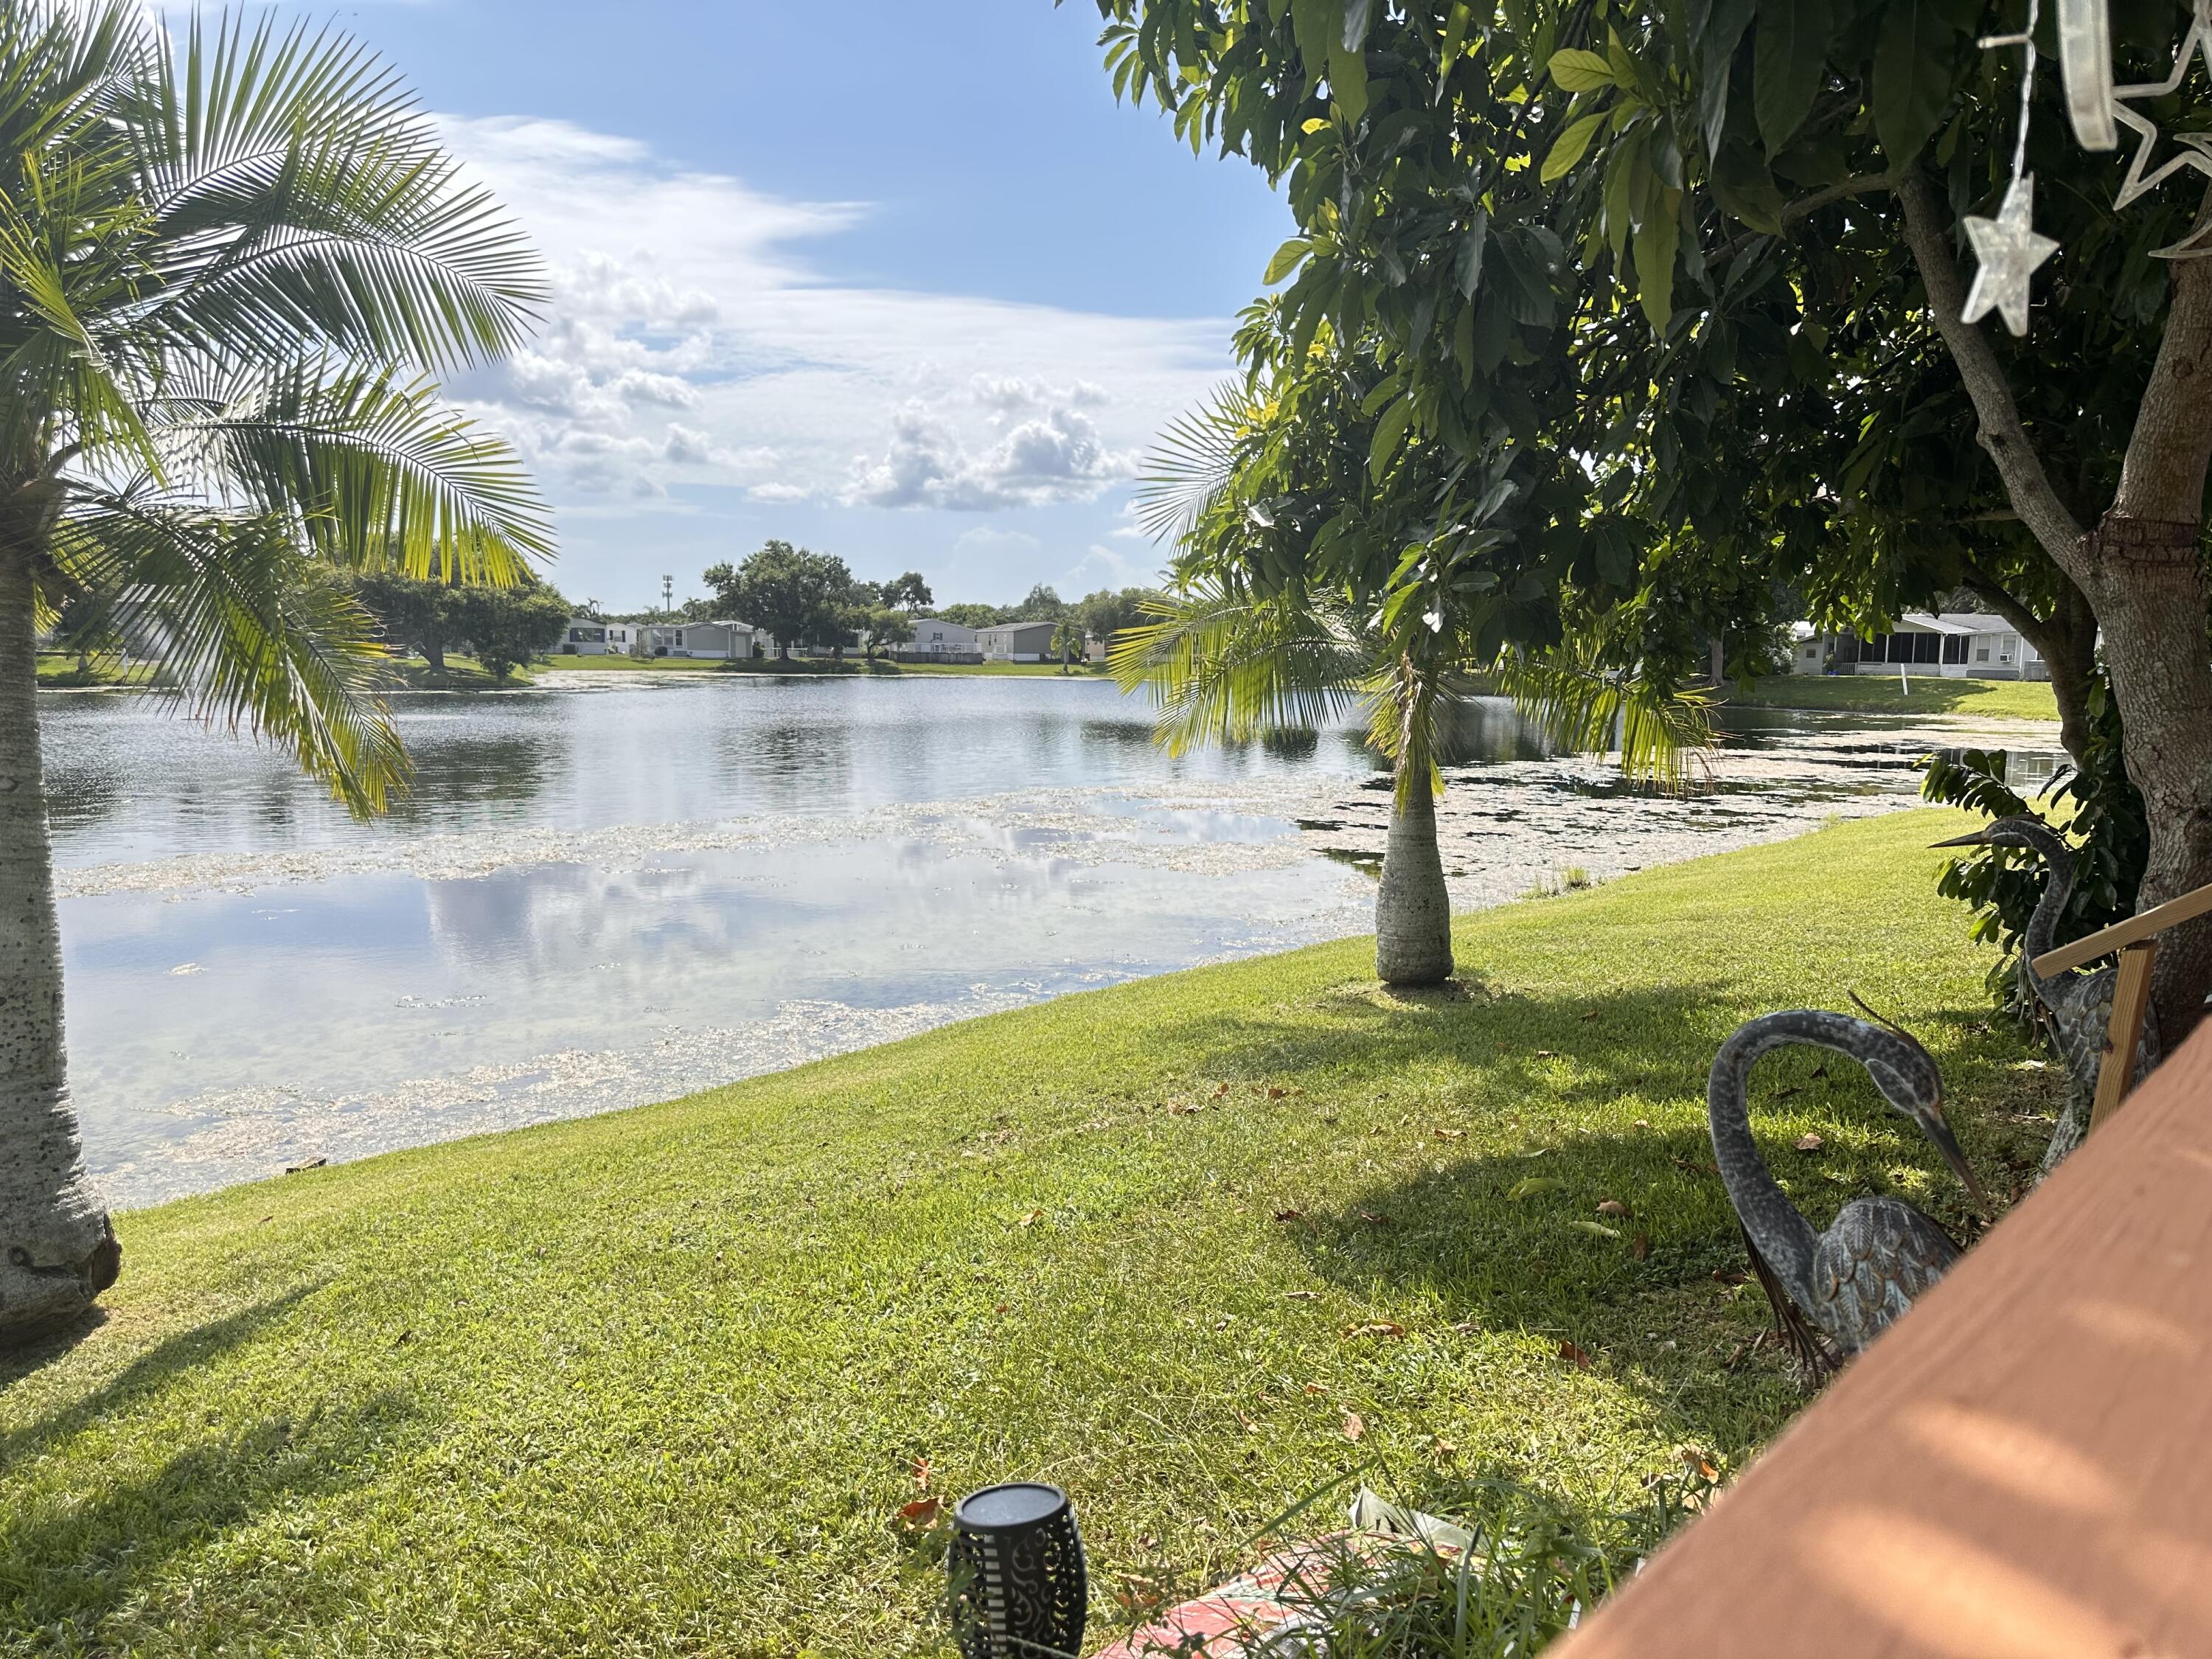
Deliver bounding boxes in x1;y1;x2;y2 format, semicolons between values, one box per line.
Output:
896;618;982;662
1793;613;2048;680
643;621;760;659
975;620;1061;662
558;619;644;656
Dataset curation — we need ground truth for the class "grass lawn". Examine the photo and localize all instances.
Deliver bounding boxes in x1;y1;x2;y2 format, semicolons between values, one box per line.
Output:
1733;674;2058;721
34;653;156;688
0;812;2056;1657
378;655;536;691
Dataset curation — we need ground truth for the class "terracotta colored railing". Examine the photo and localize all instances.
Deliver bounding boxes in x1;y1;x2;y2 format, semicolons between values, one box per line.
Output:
1549;1013;2212;1659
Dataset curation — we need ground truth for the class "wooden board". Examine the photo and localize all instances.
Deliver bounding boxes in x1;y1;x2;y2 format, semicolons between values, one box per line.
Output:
2088;942;2157;1132
1549;1018;2212;1659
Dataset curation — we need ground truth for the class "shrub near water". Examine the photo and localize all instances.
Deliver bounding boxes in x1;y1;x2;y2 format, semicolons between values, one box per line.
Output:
0;813;2055;1655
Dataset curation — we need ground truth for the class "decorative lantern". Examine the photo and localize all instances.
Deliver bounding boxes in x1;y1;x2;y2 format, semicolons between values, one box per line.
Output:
946;1483;1088;1658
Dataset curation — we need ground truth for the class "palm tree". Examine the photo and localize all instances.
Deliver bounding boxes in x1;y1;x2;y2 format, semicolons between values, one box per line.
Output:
1116;383;1708;988
1048;616;1086;675
0;5;549;1337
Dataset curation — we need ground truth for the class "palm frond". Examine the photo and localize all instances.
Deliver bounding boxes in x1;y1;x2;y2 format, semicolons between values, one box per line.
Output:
1490;644;1717;789
127;12;543;371
146;360;552;579
1133;381;1265;543
54;490;408;815
1110;583;1375;755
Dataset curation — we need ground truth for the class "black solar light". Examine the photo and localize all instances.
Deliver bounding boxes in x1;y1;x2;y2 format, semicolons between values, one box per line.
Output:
946;1482;1088;1658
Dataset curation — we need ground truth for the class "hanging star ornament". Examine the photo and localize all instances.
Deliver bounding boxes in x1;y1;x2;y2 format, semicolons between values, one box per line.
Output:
2110;0;2212;254
1962;175;2061;336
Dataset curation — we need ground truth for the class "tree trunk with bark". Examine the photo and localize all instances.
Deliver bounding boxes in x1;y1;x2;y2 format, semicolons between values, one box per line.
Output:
1375;759;1455;986
1959;563;2101;765
0;527;119;1340
1902;174;2212;1042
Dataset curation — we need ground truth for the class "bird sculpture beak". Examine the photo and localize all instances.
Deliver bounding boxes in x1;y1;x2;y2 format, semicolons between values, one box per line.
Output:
1931;829;1996;849
1921;1105;1994;1217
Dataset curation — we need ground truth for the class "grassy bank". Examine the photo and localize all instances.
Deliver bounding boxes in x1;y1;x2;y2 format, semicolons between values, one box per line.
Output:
1733;674;2057;721
0;813;2054;1656
34;653;156;688
377;655;536;690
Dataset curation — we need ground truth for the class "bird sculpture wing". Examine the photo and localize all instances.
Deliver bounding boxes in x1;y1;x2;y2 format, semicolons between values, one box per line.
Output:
1811;1197;1961;1352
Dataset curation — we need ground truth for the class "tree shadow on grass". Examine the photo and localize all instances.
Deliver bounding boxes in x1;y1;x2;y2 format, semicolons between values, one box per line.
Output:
0;1284;324;1461
0;1388;417;1645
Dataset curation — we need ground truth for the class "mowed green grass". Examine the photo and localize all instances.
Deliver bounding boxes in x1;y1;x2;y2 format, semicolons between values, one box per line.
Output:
0;812;2058;1657
535;654;1107;678
1736;674;2058;721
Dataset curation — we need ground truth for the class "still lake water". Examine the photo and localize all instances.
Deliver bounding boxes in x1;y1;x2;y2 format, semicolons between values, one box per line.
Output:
46;676;1484;1206
41;675;2035;1207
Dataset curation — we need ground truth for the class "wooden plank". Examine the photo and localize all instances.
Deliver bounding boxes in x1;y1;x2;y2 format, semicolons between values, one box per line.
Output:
2088;941;2158;1132
2034;877;2212;978
1548;1016;2212;1659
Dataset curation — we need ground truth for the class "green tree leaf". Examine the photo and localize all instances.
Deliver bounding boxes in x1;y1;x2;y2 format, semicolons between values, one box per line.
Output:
1634;187;1682;331
1264;237;1313;285
1542;111;1607;184
1874;0;1956;165
1369;394;1415;481
1753;0;1832;153
1548;48;1615;92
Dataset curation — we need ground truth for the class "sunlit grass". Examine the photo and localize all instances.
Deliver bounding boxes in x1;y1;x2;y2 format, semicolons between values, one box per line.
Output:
0;812;2055;1656
1735;675;2058;721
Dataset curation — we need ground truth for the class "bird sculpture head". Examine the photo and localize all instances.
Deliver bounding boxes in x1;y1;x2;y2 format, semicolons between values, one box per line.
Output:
1931;813;2072;869
1847;996;1993;1215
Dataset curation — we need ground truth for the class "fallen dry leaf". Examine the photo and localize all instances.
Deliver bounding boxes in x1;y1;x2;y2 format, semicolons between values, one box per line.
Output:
1672;1156;1719;1176
1340;1321;1406;1341
1794;1133;1825;1152
1596;1199;1632;1218
1267;1086;1288;1099
1283;1290;1320;1301
1018;1208;1044;1227
1213;1082;1231;1098
1559;1340;1593;1369
1303;1382;1328;1396
1630;1232;1652;1260
895;1497;943;1530
1710;1267;1750;1286
1357;1210;1392;1226
1432;1127;1467;1141
911;1456;933;1492
1341;1411;1366;1442
995;1303;1010;1314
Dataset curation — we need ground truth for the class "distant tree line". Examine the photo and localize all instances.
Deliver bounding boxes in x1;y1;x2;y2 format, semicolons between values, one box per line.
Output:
349;566;573;681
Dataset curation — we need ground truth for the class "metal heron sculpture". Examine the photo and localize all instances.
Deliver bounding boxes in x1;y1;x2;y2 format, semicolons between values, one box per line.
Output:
1711;1010;1992;1381
1933;815;2163;1173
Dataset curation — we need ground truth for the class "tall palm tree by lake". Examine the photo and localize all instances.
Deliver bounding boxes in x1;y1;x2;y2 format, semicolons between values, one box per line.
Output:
0;5;549;1338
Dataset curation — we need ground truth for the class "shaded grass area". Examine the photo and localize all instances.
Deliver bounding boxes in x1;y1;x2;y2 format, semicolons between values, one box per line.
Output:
1733;674;2058;721
0;813;2056;1656
377;655;537;690
33;653;155;688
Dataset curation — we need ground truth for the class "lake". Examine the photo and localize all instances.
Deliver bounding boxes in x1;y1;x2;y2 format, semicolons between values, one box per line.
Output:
38;674;2043;1206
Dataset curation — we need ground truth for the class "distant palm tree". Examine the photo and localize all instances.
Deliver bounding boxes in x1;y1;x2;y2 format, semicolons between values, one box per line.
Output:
0;4;549;1336
1116;386;1708;988
1048;617;1086;674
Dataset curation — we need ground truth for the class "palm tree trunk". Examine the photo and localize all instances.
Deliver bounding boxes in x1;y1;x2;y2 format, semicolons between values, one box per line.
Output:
0;535;119;1338
1375;759;1454;986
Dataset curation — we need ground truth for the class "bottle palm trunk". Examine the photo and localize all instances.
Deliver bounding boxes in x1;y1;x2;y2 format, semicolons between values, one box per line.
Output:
1375;758;1453;986
0;532;119;1338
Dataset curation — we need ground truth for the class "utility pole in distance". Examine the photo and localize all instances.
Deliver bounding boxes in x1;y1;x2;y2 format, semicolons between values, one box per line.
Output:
661;574;673;619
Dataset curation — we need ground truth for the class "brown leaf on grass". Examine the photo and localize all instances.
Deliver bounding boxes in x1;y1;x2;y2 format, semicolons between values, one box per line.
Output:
1303;1382;1328;1396
1213;1082;1231;1099
1357;1210;1392;1226
1341;1411;1366;1441
1283;1290;1320;1301
1596;1199;1632;1218
1018;1208;1044;1227
1672;1156;1719;1176
1795;1133;1825;1152
1678;1447;1721;1481
1340;1321;1406;1341
1710;1267;1750;1286
1273;1208;1307;1223
1267;1086;1289;1099
910;1456;933;1492
1432;1127;1466;1141
1559;1340;1593;1369
1630;1232;1652;1260
995;1303;1010;1314
894;1497;943;1531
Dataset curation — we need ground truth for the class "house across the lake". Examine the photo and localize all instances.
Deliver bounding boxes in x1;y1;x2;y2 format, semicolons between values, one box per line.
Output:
644;621;760;659
1792;613;2048;680
896;617;983;662
560;619;641;655
975;619;1062;662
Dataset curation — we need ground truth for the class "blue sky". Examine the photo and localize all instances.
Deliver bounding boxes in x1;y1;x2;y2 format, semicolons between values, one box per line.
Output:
298;0;1293;612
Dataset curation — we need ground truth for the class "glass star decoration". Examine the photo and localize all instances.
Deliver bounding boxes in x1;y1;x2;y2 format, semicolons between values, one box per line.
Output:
1962;175;2060;336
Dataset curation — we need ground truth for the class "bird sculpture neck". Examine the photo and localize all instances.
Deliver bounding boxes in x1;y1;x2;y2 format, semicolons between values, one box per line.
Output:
2008;818;2078;1014
1707;1011;1885;1312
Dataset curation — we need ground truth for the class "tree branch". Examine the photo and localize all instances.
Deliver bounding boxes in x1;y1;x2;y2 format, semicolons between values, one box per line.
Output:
1895;173;2087;572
